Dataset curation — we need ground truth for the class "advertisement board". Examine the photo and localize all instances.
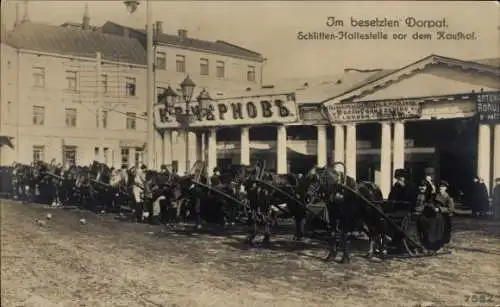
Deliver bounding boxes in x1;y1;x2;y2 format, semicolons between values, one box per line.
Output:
154;93;298;129
325;99;423;123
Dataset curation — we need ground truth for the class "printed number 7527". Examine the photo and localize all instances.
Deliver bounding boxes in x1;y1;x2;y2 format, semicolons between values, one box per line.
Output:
465;294;494;303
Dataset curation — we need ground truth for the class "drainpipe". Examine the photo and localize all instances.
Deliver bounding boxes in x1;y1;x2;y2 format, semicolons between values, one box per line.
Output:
260;57;268;87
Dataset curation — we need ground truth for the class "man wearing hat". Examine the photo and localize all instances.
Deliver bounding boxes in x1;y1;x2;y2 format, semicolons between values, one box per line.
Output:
388;169;418;204
434;181;455;214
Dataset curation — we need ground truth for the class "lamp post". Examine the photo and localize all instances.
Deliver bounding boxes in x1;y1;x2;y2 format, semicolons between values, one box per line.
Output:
161;76;211;175
123;0;155;169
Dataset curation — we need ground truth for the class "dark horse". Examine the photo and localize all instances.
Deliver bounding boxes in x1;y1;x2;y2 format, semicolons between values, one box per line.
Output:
303;165;387;263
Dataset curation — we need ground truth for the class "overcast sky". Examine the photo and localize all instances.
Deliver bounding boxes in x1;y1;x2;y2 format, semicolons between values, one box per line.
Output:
2;1;499;82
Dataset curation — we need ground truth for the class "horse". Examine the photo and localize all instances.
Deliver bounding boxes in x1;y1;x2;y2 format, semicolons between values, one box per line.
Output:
304;165;387;263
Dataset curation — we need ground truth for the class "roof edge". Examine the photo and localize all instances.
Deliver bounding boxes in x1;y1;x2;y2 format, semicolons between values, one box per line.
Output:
321;54;500;104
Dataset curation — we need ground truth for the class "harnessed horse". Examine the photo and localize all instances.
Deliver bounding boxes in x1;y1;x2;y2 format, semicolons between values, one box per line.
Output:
306;164;388;263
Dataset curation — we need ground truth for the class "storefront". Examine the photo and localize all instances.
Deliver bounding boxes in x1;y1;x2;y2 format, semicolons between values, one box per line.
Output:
154;92;299;175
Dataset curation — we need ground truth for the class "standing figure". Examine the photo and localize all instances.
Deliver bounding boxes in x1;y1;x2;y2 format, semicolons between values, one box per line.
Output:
493;178;500;220
471;177;490;216
434;181;454;247
132;165;146;222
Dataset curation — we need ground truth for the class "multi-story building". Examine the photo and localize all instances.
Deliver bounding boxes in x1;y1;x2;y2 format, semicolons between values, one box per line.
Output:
101;21;266;93
100;20;267;171
0;10;268;170
0;18;148;168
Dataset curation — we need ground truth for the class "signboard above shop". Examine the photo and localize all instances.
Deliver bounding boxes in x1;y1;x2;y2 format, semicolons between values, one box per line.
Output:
324;99;423;123
154;93;298;129
476;91;500;123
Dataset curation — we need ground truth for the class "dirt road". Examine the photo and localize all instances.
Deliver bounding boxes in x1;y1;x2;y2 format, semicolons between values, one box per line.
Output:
1;199;499;307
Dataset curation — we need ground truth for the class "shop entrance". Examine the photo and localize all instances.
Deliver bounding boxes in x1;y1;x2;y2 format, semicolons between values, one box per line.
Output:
406;117;478;200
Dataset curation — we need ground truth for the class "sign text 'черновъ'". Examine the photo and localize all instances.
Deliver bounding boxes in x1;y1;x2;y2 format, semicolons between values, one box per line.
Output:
297;16;477;41
476;91;500;122
154;93;298;129
325;99;423;123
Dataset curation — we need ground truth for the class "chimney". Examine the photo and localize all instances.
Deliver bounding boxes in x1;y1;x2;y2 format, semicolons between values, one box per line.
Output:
156;21;163;35
82;4;90;30
14;3;20;28
22;0;30;23
178;29;187;41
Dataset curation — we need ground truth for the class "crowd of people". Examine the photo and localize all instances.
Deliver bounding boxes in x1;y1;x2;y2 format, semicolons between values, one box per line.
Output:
387;169;500;220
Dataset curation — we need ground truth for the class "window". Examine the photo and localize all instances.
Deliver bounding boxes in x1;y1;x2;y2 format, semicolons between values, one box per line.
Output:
63;146;77;165
96;110;108;128
156;52;166;70
120;148;130;168
172;160;179;173
32;106;45;125
32;67;45;88
94;147;100;161
176;55;185;73
200;58;209;76
103;148;109;165
125;77;136;96
216;61;225;78
247;66;256;82
102;110;108;128
135;148;144;168
66;70;78;91
126;112;136;130
33;146;45;162
101;74;108;93
65;108;77;128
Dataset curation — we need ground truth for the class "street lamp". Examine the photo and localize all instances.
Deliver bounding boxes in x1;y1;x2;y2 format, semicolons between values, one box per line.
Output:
162;76;211;174
123;0;155;169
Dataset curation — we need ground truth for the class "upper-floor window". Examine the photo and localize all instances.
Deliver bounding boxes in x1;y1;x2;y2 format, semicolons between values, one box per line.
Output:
32;67;45;88
66;70;78;92
216;61;225;78
176;55;186;73
126;112;136;130
33;145;45;163
200;58;209;76
156;52;166;70
32;106;45;126
101;74;108;93
96;110;108;128
125;77;136;96
65;108;77;128
247;66;256;82
102;110;108;128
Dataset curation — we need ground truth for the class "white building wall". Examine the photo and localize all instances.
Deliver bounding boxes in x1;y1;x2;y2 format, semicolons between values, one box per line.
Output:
155;44;263;91
0;44;148;166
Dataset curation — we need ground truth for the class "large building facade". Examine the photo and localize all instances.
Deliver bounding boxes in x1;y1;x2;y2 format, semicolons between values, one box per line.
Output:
0;10;266;169
153;55;500;199
100;21;266;171
0;21;148;168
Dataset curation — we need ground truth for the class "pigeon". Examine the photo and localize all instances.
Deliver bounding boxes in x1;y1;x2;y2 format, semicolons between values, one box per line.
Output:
46;213;52;220
35;218;46;227
79;218;87;225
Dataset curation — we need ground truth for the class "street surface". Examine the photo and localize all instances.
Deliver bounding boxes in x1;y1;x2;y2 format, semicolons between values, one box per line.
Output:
1;199;499;307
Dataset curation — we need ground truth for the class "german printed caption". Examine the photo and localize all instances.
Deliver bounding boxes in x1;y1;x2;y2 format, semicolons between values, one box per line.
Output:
297;17;477;41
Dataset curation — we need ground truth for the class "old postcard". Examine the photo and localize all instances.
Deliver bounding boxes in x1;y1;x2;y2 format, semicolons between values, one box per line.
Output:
1;1;499;307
